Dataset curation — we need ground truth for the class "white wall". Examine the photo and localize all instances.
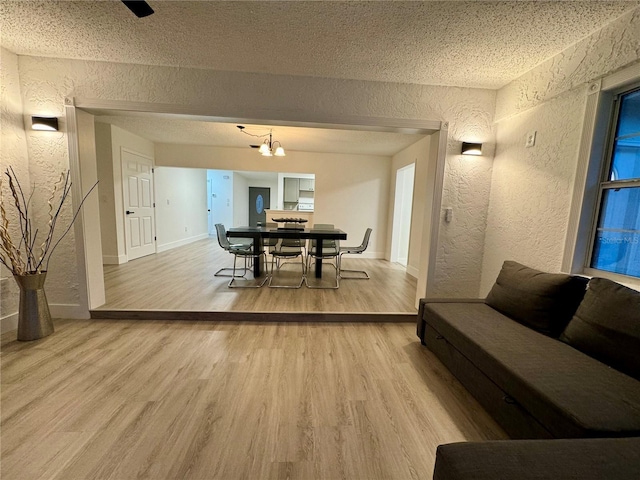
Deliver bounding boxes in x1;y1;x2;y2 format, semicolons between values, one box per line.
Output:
156;144;390;258
95;123;155;264
480;7;640;295
389;136;431;277
95;123;119;262
154;167;208;252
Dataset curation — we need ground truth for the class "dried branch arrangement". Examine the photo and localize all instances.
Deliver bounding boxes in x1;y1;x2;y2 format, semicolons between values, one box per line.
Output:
0;167;97;276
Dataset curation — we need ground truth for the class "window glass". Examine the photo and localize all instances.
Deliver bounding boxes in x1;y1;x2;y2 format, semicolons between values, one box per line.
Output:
591;187;640;277
615;89;640;137
610;89;640;181
590;87;640;278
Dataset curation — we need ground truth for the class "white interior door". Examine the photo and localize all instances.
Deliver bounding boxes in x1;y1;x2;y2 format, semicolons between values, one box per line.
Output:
122;149;156;261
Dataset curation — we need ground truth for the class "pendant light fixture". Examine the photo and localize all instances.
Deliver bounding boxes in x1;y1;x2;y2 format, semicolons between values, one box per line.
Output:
237;125;286;157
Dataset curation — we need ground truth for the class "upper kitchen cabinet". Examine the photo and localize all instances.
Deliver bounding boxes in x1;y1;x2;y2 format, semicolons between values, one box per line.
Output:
284;178;300;202
299;178;315;191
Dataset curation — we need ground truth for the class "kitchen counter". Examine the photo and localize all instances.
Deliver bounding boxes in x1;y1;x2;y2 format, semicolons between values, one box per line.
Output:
265;209;314;226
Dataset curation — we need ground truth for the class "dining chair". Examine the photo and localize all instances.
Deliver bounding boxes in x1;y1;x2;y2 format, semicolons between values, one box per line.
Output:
268;227;305;288
306;223;340;289
213;223;251;277
338;228;372;279
215;224;267;288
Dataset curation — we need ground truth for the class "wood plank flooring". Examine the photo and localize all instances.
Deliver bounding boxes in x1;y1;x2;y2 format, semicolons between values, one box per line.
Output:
98;238;418;314
1;319;506;480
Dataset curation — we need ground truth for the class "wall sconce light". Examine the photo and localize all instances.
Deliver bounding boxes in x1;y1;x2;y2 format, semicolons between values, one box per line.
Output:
461;142;482;155
31;116;59;131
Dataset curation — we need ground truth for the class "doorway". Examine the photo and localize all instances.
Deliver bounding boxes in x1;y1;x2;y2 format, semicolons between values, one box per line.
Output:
391;163;415;267
249;187;271;226
70;101;446;314
207;170;234;233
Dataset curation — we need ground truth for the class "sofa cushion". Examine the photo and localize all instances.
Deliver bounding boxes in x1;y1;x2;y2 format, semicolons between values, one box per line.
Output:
423;302;640;438
485;261;587;336
433;438;640;480
560;277;640;381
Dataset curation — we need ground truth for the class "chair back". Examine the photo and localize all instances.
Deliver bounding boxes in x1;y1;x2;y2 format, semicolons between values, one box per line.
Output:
358;228;373;252
264;222;278;246
281;223;304;247
215;223;231;251
312;223;337;250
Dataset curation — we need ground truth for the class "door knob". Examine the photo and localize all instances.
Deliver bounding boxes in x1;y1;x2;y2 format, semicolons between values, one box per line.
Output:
126;210;135;215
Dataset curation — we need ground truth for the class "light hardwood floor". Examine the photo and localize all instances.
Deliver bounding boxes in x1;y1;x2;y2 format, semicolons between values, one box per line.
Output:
98;237;418;314
1;319;506;480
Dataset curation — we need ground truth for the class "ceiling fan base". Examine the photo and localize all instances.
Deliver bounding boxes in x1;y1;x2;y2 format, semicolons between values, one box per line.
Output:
121;1;154;18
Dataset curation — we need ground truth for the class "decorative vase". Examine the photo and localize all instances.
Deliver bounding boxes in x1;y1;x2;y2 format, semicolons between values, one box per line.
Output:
14;272;54;341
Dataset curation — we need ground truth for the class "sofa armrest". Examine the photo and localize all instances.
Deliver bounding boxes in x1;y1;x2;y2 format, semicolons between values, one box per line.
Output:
417;298;484;342
433;438;640;480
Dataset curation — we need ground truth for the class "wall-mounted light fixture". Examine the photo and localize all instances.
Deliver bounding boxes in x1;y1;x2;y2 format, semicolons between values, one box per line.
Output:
461;142;482;156
31;116;59;131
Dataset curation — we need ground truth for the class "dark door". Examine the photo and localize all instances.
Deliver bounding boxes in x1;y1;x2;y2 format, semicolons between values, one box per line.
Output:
249;187;270;226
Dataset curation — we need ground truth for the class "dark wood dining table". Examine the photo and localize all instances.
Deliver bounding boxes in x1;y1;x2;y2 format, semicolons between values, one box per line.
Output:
226;226;347;278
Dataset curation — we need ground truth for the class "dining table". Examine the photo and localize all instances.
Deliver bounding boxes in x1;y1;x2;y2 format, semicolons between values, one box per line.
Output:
226;226;347;278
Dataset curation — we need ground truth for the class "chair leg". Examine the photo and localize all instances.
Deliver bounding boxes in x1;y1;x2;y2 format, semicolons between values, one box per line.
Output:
337;253;370;279
215;265;248;277
305;256;339;289
229;254;267;288
269;254;304;288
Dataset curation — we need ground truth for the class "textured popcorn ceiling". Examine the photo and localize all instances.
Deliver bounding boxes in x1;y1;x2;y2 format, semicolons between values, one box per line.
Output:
4;1;636;153
1;1;637;89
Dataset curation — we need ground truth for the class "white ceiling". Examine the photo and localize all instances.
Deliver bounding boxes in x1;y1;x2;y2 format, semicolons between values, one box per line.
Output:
2;0;638;155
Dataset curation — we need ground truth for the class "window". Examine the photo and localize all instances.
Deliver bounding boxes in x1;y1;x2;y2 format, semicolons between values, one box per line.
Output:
590;87;640;278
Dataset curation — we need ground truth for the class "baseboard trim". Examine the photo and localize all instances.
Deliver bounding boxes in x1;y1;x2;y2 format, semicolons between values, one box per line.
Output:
157;233;209;253
1;312;18;334
90;310;416;323
102;254;127;265
406;265;419;279
1;303;88;334
50;304;90;320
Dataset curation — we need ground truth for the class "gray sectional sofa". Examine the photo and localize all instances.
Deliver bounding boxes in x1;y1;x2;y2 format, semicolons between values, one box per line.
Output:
417;261;640;479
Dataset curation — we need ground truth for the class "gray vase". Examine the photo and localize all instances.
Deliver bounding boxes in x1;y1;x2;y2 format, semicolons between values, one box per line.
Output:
15;272;54;341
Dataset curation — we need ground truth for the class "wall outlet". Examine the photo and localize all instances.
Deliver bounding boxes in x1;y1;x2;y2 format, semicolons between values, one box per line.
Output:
525;131;537;148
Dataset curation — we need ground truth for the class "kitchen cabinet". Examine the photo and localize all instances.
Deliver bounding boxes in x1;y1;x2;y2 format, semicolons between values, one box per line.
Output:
299;178;315;191
284;178;300;202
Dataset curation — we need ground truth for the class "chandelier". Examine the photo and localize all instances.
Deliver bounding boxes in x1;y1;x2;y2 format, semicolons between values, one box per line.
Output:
237;125;286;157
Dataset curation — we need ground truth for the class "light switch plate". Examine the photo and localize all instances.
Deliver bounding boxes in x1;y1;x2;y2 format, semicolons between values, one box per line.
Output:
525;131;537;148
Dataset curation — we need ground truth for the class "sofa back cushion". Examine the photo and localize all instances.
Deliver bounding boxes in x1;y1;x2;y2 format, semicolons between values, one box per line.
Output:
485;261;588;336
560;277;640;381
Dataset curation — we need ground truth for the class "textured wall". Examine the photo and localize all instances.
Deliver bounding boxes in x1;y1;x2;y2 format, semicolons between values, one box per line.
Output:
482;7;640;295
481;88;586;294
0;48;29;324
496;7;640;122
